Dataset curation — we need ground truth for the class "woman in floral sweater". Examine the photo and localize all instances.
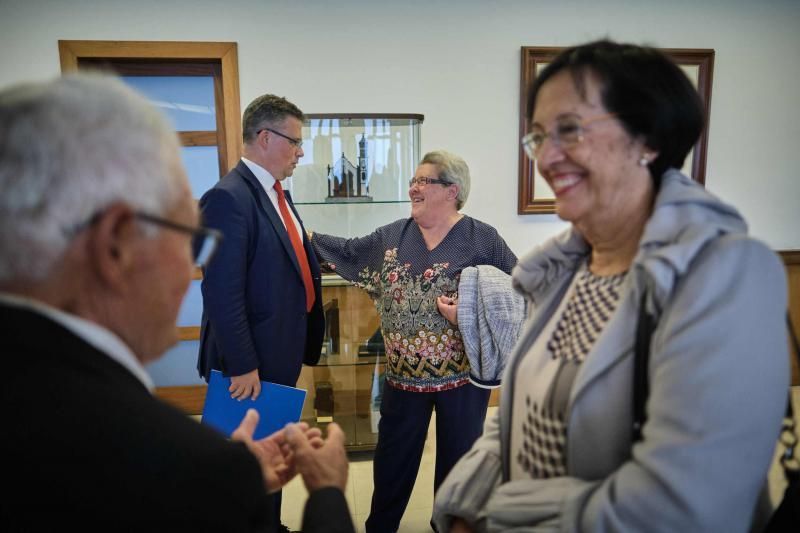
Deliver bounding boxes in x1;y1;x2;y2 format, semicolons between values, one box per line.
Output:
311;150;516;532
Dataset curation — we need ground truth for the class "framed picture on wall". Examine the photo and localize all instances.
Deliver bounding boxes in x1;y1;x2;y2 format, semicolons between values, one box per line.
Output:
518;46;715;215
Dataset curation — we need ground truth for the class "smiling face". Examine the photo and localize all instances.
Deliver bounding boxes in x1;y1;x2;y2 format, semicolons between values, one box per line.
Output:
408;163;458;226
532;69;652;230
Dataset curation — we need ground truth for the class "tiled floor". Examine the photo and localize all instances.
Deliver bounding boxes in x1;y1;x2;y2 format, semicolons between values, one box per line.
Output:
283;388;800;532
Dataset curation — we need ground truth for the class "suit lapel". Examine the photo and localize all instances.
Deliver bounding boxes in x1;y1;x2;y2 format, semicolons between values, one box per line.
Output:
234;162;303;278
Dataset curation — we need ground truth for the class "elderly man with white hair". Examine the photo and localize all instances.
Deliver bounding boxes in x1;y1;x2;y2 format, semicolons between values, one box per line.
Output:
0;73;354;532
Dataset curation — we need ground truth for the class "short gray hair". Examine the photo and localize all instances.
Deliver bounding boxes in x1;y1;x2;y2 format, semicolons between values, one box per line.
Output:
420;150;471;210
242;94;304;144
0;73;184;282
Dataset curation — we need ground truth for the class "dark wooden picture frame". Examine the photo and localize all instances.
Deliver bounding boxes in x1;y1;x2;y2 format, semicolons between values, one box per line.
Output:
518;46;715;215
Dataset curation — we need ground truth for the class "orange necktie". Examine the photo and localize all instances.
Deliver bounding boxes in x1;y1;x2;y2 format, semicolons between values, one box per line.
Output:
273;180;315;312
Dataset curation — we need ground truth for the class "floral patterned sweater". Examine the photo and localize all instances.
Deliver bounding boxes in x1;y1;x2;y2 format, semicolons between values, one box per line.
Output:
312;216;516;392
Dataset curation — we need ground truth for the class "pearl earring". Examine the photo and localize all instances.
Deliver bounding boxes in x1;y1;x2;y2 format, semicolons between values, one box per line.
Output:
638;155;650;167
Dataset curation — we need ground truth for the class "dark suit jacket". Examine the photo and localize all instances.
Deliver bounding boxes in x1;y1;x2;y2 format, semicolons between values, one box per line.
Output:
198;161;324;386
0;303;353;532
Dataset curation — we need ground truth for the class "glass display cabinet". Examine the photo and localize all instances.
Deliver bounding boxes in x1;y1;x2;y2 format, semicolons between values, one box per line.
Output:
295;276;386;450
287;113;423;237
290;114;424;449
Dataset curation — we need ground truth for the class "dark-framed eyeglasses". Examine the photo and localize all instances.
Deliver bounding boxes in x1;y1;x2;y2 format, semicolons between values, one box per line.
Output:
67;211;222;268
521;112;617;160
409;176;451;187
258;127;304;149
133;212;222;268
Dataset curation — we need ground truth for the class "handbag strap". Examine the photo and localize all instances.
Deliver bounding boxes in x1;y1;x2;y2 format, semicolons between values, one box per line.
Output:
632;291;655;443
779;314;799;475
631;297;800;461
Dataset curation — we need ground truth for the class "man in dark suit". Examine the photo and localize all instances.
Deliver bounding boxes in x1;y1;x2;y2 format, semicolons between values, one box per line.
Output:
0;73;354;533
197;93;323;396
197;94;324;531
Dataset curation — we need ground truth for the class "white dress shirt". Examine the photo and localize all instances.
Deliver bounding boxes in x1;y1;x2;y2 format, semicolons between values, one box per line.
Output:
241;157;304;238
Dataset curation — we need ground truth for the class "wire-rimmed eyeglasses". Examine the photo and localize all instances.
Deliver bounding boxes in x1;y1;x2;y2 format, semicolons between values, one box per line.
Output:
259;127;303;149
521;112;617;160
409;176;451;187
134;212;222;268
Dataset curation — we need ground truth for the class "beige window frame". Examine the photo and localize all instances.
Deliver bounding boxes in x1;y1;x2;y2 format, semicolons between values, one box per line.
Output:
59;40;241;175
59;40;242;413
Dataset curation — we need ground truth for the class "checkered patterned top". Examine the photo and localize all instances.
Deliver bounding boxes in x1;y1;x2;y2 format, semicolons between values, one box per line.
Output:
511;266;626;479
547;269;627;363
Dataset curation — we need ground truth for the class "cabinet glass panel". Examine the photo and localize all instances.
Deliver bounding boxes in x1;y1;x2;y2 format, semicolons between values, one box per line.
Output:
297;276;386;449
287;114;423;238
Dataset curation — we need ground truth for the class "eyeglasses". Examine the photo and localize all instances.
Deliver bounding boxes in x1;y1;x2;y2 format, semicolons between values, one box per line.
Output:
521;112;617;160
67;211;222;268
409;176;451;187
134;212;222;268
259;127;303;149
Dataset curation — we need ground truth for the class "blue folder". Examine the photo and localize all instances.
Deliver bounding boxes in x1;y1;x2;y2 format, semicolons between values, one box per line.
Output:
201;370;307;440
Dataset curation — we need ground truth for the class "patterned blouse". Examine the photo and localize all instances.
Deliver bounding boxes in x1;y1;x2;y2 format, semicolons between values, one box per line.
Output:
511;264;627;479
312;216;517;393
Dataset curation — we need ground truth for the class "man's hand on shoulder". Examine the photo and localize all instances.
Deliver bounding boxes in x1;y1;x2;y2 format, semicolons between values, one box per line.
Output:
229;369;261;400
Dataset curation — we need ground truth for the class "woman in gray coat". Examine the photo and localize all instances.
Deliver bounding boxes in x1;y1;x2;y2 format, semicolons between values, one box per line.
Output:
432;40;789;532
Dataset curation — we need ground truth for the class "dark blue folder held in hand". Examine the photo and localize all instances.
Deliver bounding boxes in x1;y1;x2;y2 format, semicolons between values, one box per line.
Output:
201;370;307;439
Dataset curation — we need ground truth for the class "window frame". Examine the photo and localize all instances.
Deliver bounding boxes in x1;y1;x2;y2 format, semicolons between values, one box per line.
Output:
59;40;241;174
59;40;243;413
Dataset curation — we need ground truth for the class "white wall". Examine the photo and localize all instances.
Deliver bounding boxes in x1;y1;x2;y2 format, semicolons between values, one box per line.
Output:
1;0;798;254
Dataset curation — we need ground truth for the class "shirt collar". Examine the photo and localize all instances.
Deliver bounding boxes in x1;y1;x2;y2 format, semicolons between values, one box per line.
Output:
0;292;155;391
241;156;277;194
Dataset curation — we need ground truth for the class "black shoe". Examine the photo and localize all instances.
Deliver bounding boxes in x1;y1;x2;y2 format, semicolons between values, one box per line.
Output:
277;524;301;533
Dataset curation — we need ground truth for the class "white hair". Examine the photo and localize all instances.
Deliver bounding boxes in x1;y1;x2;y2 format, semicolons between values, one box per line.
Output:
0;73;184;281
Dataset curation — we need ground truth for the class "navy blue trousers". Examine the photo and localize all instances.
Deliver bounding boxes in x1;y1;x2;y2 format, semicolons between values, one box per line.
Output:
365;382;491;533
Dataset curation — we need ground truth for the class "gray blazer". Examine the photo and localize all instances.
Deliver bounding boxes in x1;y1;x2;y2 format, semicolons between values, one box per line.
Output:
458;265;525;388
433;170;789;532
